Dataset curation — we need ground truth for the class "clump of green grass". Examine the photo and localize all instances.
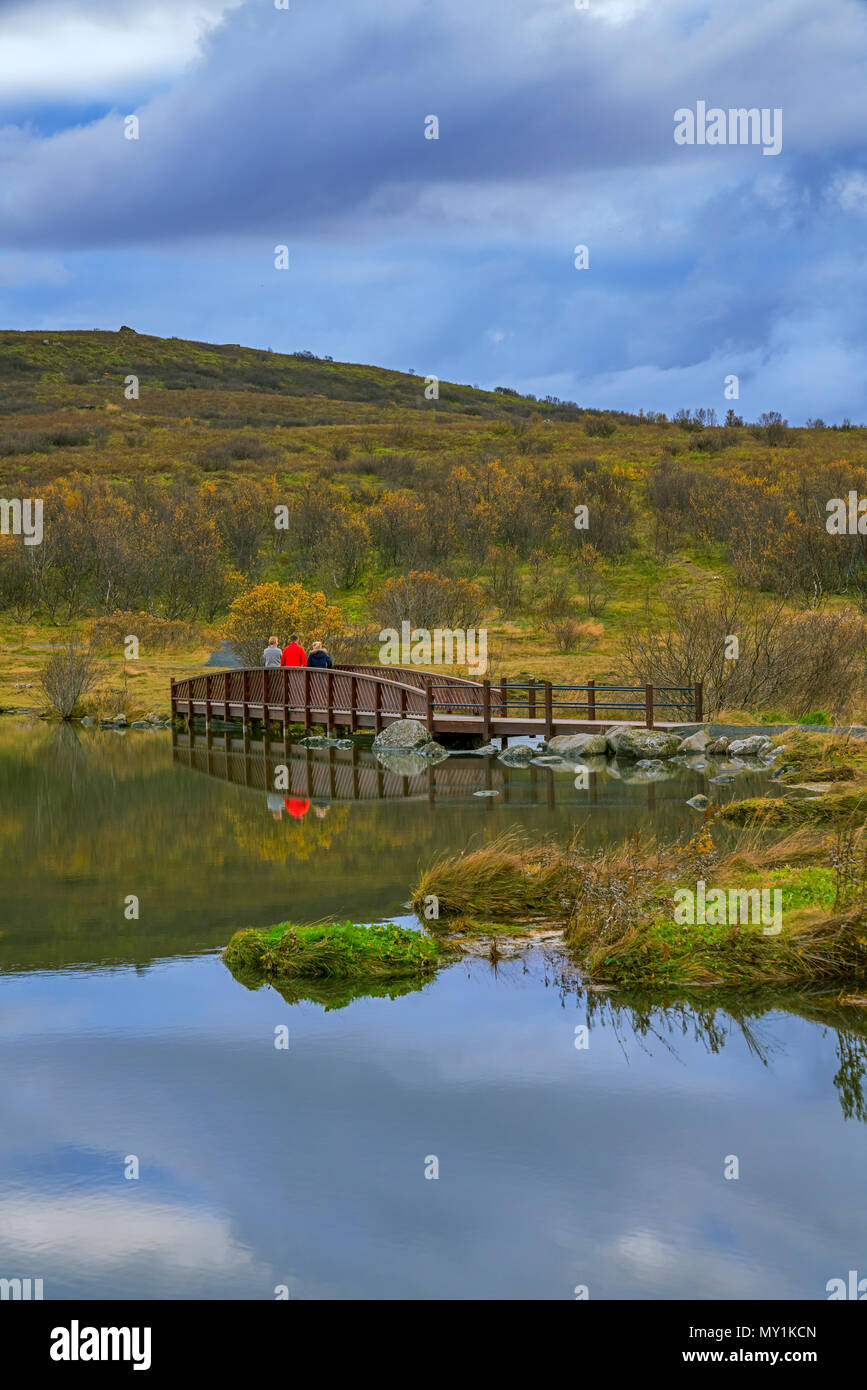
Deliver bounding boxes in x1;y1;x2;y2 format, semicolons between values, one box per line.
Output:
224;920;441;982
574;861;867;986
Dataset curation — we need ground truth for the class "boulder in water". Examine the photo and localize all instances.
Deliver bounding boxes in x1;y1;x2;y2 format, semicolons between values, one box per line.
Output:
498;745;535;766
548;732;608;757
616;728;683;760
677;729;711;753
372;718;432;752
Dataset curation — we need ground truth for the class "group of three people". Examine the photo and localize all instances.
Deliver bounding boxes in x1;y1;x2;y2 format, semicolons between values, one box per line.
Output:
263;636;333;669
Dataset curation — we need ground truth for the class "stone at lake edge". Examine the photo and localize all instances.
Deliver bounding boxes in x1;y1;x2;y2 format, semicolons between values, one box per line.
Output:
727;735;774;756
677;729;710;753
615;728;683;759
371;718;432;752
686;794;710;810
498;745;535;765
547;732;609;756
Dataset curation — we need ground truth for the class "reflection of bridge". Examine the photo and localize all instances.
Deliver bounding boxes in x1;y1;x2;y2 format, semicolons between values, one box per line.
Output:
170;665;701;739
171;729;675;811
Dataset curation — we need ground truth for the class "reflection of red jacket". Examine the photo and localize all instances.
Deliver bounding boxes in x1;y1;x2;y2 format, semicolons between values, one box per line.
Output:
284;797;310;820
281;641;306;667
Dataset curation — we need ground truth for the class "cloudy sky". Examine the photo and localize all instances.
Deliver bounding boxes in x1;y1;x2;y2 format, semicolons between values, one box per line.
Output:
1;0;866;421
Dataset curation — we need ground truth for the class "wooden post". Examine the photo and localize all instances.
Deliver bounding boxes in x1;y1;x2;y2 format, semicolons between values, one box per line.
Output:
205;673;212;728
528;677;536;723
170;679;177;723
242;669;249;730
695;681;703;723
645;682;654;729
374;681;383;734
304;668;311;734
326;669;334;734
425;678;434;735
482;679;491;741
223;670;229;721
587;678;596;723
350;675;358;734
400;686;407;718
499;678;507;720
544;680;553;738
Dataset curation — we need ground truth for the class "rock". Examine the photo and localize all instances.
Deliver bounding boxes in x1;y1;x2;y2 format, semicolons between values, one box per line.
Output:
615;728;683;760
532;754;565;766
462;742;499;756
604;723;632;753
727;735;773;757
677;729;711;753
375;750;431;777
473;789;500;797
131;721;151;729
706;737;730;755
299;735;336;748
418;741;451;764
686;794;710;811
110;713;128;725
80;715;96;727
548;732;609;757
498;745;535;765
372;718;431;752
335;739;354;750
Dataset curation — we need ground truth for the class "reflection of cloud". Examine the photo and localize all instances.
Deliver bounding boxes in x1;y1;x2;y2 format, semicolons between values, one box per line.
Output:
0;1190;258;1275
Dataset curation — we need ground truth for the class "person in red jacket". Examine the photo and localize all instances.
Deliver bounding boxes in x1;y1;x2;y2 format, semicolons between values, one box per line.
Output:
281;634;307;666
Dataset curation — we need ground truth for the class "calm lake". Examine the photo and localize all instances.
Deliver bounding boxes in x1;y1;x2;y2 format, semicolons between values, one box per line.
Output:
0;720;865;1300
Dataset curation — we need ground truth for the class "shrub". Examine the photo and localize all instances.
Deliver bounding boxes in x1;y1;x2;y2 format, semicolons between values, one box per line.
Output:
226;581;345;667
40;635;101;718
372;571;486;631
584;418;616;438
92;611;203;653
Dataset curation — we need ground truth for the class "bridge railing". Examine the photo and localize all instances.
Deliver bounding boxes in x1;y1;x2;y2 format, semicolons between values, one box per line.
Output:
172;665;702;732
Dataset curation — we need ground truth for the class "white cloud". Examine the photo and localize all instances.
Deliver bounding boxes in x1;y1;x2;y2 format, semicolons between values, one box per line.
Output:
0;1;244;101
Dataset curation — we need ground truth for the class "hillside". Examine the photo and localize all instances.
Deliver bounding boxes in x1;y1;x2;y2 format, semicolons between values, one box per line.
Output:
0;328;866;723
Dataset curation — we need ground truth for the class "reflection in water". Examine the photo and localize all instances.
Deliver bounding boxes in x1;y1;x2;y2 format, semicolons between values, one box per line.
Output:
1;721;866;1299
564;978;867;1124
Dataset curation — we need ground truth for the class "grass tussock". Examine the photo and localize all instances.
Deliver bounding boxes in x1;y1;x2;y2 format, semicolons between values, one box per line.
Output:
410;829;579;923
411;822;867;987
223;919;441;982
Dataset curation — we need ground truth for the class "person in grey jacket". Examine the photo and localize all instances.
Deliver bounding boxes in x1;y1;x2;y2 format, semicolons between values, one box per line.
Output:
307;640;333;669
263;636;282;667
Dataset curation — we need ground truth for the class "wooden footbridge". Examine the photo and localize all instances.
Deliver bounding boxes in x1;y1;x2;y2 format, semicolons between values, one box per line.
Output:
170;665;702;739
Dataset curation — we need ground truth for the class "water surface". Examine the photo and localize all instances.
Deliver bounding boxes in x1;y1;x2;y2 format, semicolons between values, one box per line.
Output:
0;722;864;1300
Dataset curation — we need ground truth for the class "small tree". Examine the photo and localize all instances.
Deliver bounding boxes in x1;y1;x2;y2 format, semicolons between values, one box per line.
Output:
40;634;100;719
226;581;345;666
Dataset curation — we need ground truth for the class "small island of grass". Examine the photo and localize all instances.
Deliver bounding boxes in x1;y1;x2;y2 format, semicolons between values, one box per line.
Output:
223;919;442;984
